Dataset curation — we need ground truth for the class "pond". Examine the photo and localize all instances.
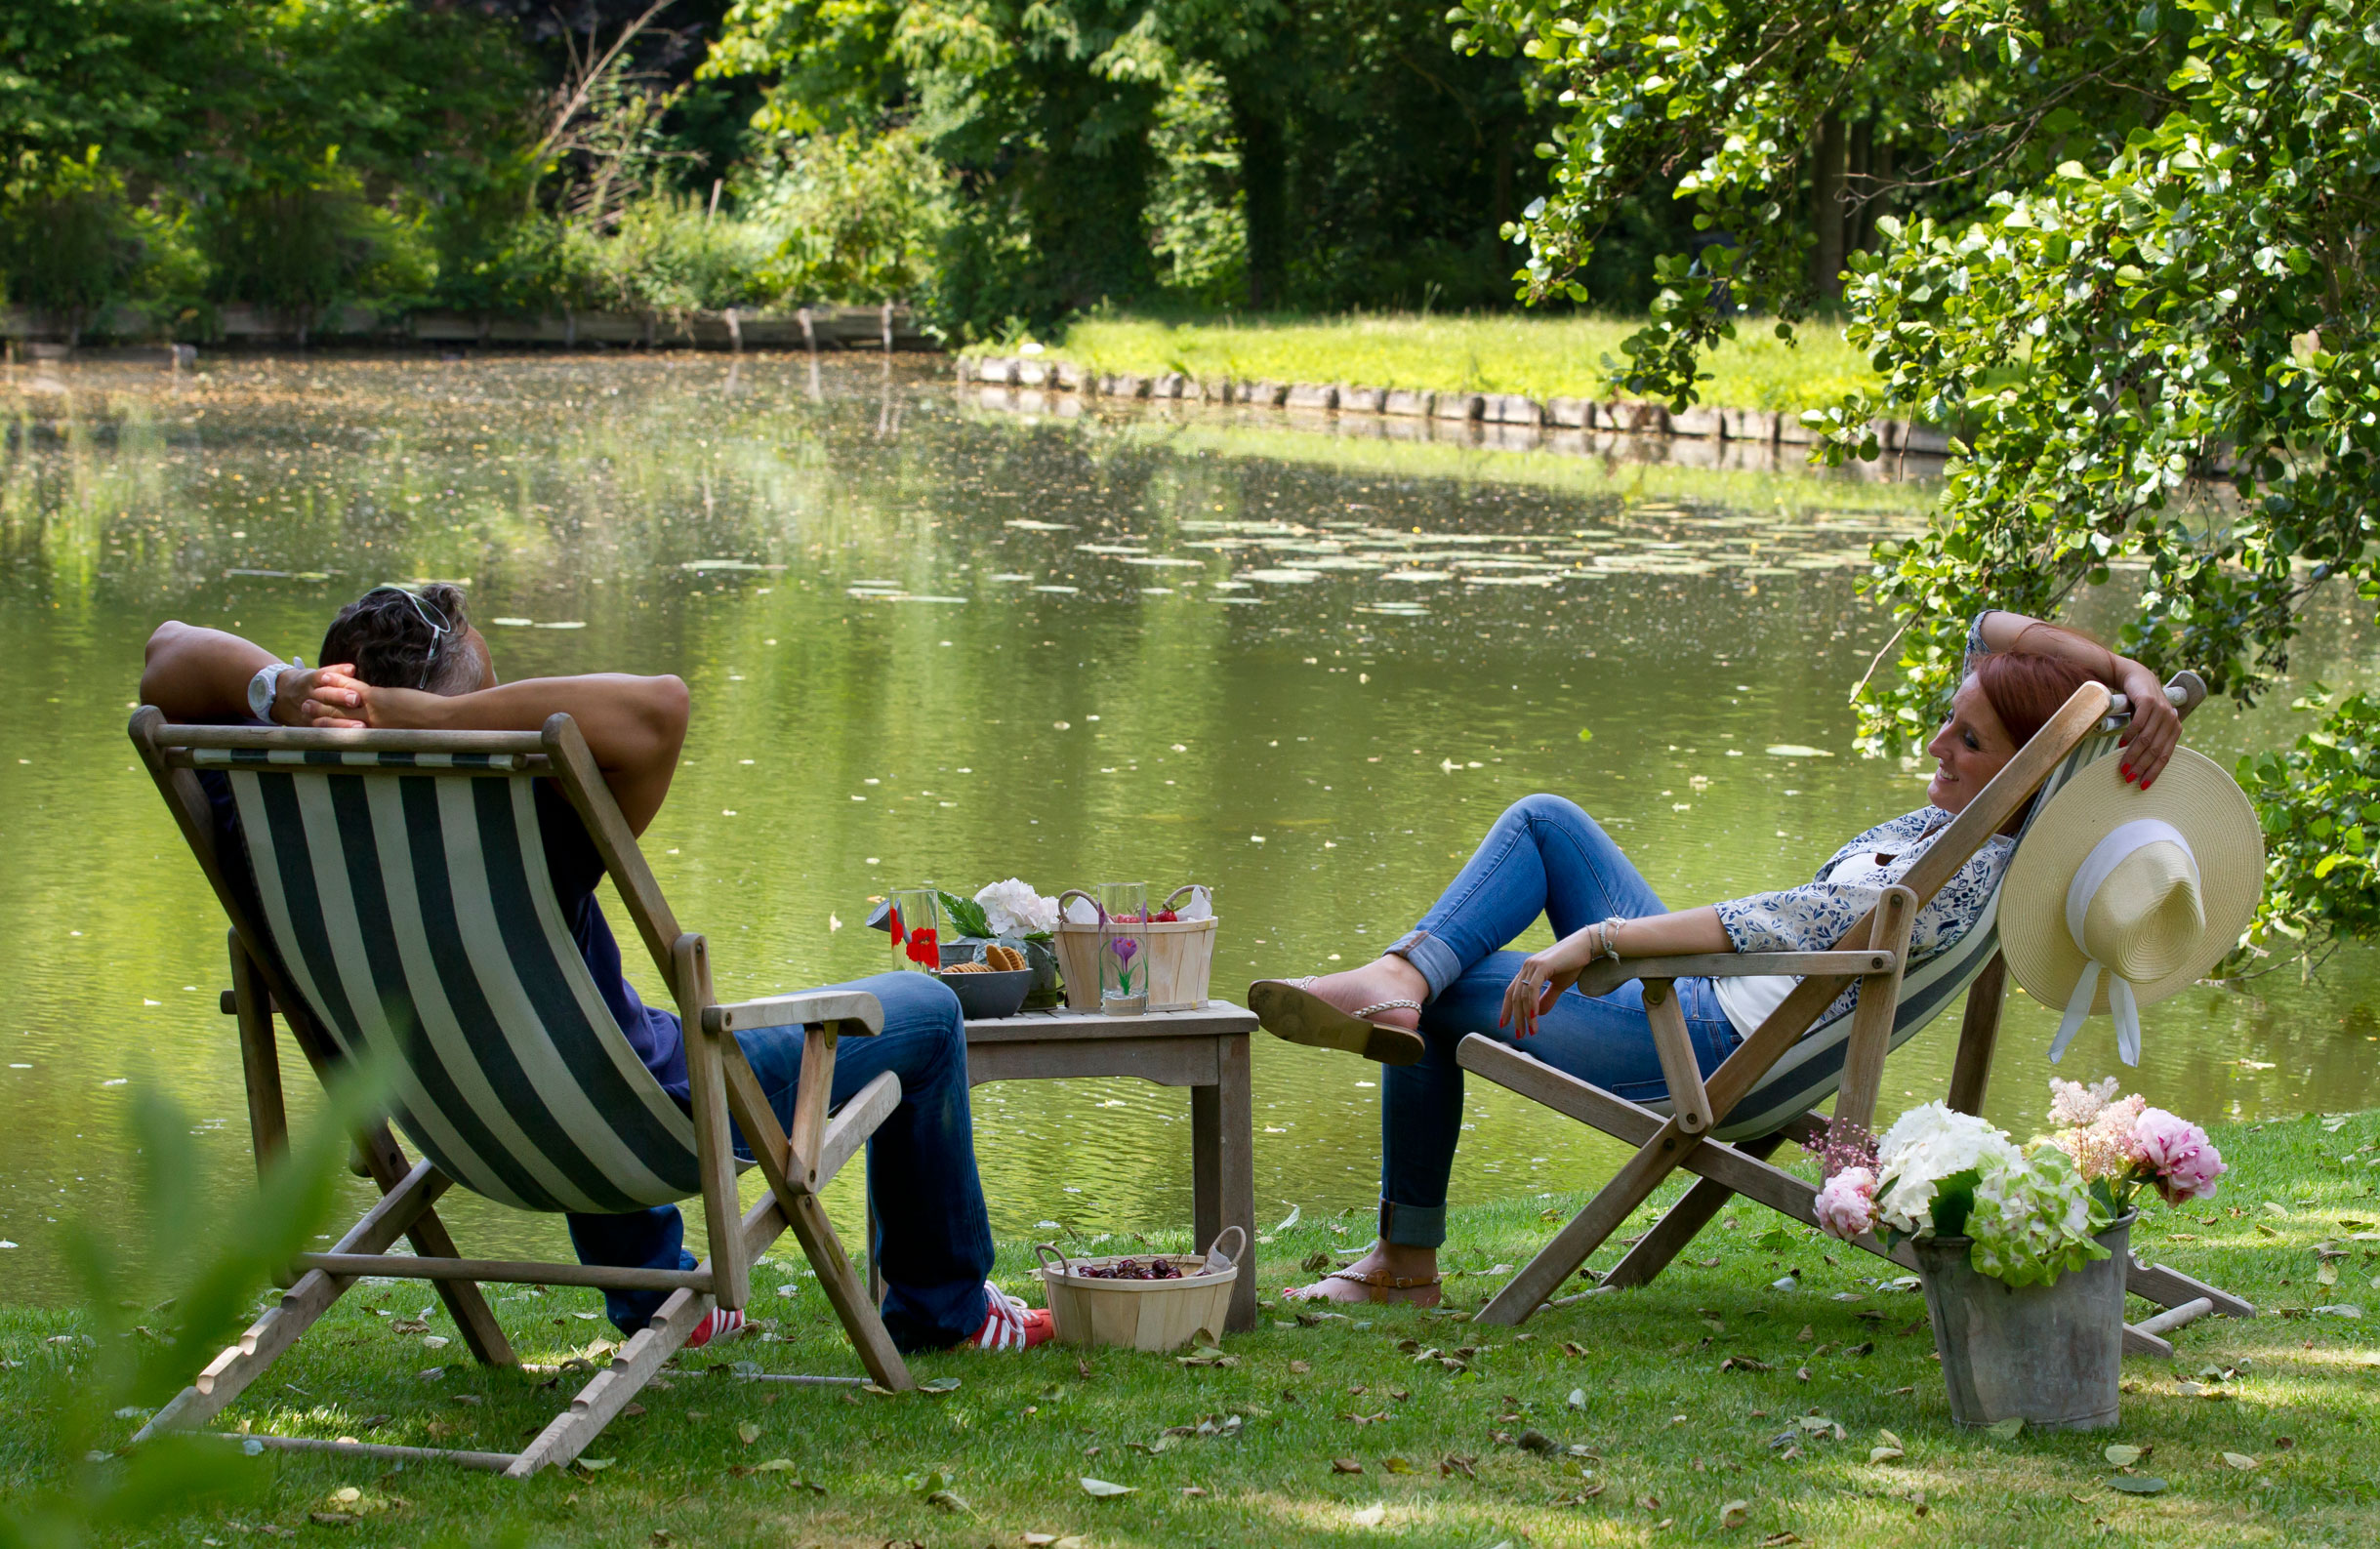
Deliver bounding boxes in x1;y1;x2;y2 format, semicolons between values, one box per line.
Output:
2;352;2372;1301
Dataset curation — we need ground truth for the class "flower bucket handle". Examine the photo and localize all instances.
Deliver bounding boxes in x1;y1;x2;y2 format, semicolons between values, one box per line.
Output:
1201;1224;1249;1276
1055;888;1101;926
1034;1242;1071;1277
1161;883;1206;913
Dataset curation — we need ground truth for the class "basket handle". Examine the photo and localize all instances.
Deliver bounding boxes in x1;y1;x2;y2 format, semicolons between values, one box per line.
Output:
1055;888;1101;927
1033;1242;1070;1277
1161;883;1206;913
1201;1224;1249;1274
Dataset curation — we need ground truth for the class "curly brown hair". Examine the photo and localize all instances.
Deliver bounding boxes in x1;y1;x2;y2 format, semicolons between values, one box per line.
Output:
320;584;478;693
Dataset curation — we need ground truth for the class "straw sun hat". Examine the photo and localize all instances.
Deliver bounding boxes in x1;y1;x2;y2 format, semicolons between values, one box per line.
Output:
1999;746;2263;1066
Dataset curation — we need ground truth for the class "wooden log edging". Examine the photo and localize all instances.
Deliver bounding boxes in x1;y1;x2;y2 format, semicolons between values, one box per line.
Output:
956;354;1952;456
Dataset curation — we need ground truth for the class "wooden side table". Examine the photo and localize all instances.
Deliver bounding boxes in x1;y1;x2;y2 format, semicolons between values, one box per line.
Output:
866;1001;1260;1332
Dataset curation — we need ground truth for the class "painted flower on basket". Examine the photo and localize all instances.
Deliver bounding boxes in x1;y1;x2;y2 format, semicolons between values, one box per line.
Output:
973;877;1060;938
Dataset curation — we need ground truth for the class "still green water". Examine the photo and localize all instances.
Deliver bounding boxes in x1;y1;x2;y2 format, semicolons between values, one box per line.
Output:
2;353;2372;1301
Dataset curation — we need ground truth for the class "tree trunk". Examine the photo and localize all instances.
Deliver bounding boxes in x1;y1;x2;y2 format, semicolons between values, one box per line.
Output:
1810;111;1848;300
1231;90;1288;310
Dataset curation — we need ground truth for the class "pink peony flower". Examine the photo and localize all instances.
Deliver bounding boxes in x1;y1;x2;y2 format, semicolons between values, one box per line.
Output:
2133;1108;2227;1203
1814;1165;1878;1242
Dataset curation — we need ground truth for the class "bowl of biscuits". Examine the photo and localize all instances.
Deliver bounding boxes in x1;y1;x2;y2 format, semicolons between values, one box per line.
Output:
932;942;1034;1020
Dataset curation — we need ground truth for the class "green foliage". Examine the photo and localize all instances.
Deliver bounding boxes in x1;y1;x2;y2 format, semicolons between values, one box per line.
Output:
1475;0;2380;953
741;127;952;304
0;151;145;326
2238;688;2380;954
197;154;431;323
0;1080;369;1549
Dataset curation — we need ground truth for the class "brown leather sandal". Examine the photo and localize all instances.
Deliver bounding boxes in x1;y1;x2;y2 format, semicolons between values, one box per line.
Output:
1248;978;1426;1066
1283;1268;1445;1305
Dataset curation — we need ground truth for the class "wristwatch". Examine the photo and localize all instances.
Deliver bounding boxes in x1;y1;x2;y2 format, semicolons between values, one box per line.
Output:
247;661;298;724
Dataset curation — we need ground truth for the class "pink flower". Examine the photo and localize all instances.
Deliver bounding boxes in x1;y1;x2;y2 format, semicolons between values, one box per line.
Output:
2133;1108;2227;1203
1814;1165;1878;1242
2048;1076;2118;1127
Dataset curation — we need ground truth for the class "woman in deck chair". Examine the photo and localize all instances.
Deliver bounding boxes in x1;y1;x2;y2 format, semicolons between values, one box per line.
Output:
1251;610;2183;1306
141;585;1053;1353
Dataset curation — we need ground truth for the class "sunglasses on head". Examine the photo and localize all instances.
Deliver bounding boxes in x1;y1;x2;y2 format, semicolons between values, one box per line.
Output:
366;584;454;690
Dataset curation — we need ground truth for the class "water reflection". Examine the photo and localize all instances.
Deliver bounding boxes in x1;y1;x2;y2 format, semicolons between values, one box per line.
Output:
0;353;2371;1301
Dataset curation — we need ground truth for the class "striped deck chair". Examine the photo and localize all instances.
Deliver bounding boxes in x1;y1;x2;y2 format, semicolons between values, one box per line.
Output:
126;709;913;1478
1459;674;2253;1354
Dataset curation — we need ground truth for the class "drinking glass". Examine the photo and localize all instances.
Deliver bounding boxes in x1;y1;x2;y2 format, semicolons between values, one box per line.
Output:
1097;881;1149;1015
887;888;944;973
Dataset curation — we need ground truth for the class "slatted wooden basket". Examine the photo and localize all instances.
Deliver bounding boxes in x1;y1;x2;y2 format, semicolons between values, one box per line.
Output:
1034;1227;1247;1352
1051;884;1217;1012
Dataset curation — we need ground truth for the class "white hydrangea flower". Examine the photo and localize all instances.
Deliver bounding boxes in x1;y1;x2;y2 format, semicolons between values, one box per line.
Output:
973;877;1058;937
1871;1102;2022;1235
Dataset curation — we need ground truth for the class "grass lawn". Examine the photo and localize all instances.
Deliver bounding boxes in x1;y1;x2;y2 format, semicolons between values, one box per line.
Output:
6;1110;2376;1547
971;314;1888;415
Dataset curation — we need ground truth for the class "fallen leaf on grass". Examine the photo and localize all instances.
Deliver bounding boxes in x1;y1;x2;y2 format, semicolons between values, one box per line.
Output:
1759;1535;1801;1547
1288;1360;1311;1375
1987;1417;2025;1441
921;1376;963;1393
1637;1493;1662;1511
1439;1454;1477;1479
1023;1535;1088;1548
1331;1457;1364;1475
2109;1475;2168;1494
1080;1477;1136;1497
1381;1456;1416;1475
2222;1452;2260;1470
1721;1499;1751;1529
737;1421;759;1446
2104;1445;2148;1467
926;1489;975;1515
1567;1388;1587;1410
1869;1427;1906;1463
1349;1504;1386;1528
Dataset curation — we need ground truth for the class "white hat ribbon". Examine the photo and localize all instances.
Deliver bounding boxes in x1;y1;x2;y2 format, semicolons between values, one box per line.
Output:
2047;819;2197;1067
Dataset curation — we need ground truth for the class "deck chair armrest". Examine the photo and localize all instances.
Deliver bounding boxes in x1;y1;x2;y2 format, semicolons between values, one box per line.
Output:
703;990;884;1039
1576;950;1898;999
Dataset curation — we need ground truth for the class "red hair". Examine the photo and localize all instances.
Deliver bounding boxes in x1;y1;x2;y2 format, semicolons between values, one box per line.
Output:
1974;649;2095;749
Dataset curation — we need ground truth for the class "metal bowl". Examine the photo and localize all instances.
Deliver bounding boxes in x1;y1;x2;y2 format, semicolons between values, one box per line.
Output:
928;965;1032;1020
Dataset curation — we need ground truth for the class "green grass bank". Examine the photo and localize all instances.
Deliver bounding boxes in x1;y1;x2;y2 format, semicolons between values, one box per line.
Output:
6;1111;2374;1547
969;313;1889;415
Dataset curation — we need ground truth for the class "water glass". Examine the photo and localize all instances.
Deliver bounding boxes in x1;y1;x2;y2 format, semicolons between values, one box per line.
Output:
887;888;944;973
1097;881;1149;1015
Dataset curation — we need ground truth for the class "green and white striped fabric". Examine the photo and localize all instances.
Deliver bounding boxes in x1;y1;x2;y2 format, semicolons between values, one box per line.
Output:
1709;724;2122;1140
222;761;701;1212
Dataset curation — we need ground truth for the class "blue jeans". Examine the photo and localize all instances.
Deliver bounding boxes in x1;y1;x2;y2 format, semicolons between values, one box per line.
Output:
1377;794;1741;1247
567;972;992;1351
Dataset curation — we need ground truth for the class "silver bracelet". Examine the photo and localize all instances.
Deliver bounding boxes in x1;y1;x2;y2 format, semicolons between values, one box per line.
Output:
1598;916;1626;962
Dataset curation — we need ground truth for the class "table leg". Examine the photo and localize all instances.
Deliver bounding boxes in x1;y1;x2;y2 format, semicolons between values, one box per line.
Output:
1192;1035;1256;1331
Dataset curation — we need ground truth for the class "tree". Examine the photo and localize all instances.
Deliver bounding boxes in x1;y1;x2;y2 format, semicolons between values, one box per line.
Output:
1460;0;2380;959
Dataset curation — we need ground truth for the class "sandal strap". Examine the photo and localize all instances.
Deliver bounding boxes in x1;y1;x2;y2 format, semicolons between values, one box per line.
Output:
1323;1269;1442;1290
1353;999;1421;1019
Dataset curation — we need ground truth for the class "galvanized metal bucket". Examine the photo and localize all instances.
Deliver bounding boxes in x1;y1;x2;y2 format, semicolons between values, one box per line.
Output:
1911;1213;2135;1431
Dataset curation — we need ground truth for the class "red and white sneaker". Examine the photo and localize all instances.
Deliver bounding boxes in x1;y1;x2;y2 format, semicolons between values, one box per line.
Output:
967;1283;1054;1352
683;1306;747;1351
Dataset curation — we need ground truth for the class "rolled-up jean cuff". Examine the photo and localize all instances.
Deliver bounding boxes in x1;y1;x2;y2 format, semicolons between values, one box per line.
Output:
1384;929;1462;1000
1378;1198;1446;1249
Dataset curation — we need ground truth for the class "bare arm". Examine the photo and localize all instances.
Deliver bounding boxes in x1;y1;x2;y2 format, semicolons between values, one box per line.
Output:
314;672;690;834
1500;908;1731;1037
140;621;363;725
1975;609;2181;787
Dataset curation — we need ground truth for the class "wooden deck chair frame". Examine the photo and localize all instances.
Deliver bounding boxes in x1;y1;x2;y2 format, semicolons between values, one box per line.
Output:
1459;676;2253;1354
125;708;915;1478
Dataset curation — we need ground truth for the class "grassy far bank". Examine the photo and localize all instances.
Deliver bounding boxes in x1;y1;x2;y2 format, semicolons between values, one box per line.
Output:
7;1113;2377;1546
970;313;1890;415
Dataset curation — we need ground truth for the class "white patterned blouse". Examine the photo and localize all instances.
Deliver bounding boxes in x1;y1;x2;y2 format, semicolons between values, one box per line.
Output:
1708;614;2008;1039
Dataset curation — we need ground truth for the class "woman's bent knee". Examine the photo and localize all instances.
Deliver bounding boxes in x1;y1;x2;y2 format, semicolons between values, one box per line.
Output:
1508;791;1592;828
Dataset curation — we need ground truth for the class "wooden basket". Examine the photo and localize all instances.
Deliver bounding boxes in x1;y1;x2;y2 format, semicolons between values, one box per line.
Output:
1051;885;1217;1012
1034;1228;1246;1352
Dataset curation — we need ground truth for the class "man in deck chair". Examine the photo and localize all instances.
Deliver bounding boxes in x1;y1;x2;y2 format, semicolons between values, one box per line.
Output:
140;583;1053;1353
1250;609;2185;1306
